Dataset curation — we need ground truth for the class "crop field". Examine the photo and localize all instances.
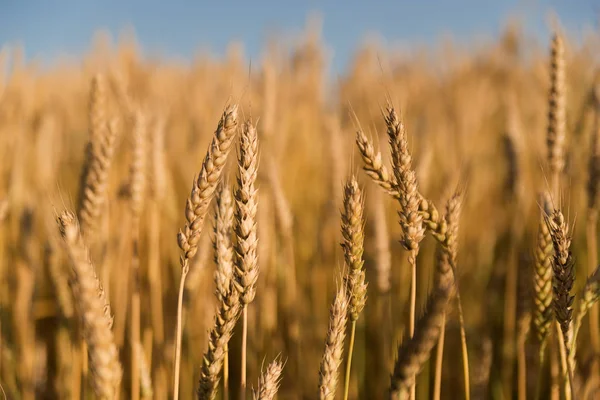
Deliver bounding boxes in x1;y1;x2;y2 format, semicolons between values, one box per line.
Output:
0;17;599;400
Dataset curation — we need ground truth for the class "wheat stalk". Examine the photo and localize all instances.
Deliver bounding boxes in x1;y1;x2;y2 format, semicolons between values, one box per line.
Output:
129;108;147;400
385;104;424;399
174;105;239;400
77;75;118;240
232;119;260;398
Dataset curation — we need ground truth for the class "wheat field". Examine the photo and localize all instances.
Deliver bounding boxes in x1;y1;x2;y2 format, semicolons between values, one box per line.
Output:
0;19;599;400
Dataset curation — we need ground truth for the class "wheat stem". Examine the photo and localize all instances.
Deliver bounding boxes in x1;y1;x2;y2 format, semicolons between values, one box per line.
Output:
343;321;356;400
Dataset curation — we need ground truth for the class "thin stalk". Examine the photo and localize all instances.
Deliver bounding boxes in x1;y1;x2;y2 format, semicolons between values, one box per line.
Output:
224;343;229;400
518;331;527;400
131;221;141;400
72;340;81;399
550;342;559;400
534;344;546;400
555;323;574;400
343;320;357;400
502;244;518;400
81;341;87;399
455;292;471;400
241;305;248;400
172;266;188;400
586;211;600;376
433;314;446;400
409;250;417;400
148;202;166;397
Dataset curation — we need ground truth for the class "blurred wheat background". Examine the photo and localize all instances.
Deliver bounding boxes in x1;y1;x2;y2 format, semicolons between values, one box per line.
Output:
1;2;600;400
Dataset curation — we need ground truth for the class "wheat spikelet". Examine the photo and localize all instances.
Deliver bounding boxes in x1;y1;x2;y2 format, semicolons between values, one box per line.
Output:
319;285;349;400
214;182;234;302
233;119;260;305
77;75;118;239
355;129;399;199
545;208;575;349
389;282;454;398
533;192;554;347
56;211;121;399
341;176;367;321
253;357;284;400
196;284;242;400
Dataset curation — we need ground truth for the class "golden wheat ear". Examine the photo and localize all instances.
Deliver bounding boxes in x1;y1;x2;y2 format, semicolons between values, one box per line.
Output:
56;211;122;399
253;356;285;400
77;75;118;241
174;105;239;400
318;284;349;400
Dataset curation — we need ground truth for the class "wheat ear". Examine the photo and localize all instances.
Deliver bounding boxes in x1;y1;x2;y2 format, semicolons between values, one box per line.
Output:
213;182;235;399
390;282;454;399
77;74;118;239
174;105;239;400
433;191;464;400
356;129;449;246
129;109;147;400
253;357;284;400
136;341;153;399
197;283;242;400
586;83;600;379
546;33;566;197
341;176;367;400
385;105;424;399
319;285;349;400
570;265;600;367
533;192;554;349
57;211;121;399
232;119;260;398
545;208;575;399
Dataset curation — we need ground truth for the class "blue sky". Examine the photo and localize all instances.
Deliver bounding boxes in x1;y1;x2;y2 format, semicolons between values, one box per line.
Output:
0;1;597;73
